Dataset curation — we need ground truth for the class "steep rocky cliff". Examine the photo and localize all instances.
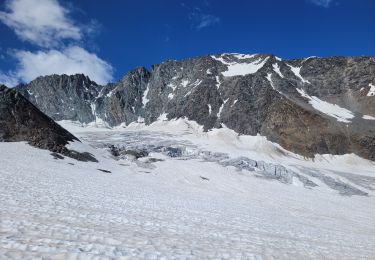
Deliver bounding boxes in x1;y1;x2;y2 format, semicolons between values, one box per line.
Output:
15;54;375;160
16;74;100;123
0;85;96;161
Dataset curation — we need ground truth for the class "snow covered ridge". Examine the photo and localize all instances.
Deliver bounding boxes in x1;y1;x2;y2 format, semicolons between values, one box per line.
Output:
296;88;355;123
211;53;270;77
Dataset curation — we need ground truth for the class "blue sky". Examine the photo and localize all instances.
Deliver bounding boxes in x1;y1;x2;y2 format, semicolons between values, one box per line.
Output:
0;0;374;86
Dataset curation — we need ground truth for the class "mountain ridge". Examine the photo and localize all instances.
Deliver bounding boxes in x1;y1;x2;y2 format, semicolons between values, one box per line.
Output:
14;53;375;160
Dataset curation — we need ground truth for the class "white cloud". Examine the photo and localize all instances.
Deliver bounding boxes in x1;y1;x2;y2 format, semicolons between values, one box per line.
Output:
308;0;334;8
0;0;114;85
13;46;113;85
0;0;81;47
196;14;220;30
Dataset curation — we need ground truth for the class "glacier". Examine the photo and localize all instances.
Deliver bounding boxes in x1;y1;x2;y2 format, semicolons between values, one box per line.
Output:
1;119;375;259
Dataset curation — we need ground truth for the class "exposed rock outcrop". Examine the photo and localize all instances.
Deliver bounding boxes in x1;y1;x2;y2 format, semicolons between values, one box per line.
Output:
0;85;97;162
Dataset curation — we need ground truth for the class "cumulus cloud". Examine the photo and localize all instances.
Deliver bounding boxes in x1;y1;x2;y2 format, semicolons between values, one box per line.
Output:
308;0;334;8
0;0;114;85
13;46;113;85
0;0;81;48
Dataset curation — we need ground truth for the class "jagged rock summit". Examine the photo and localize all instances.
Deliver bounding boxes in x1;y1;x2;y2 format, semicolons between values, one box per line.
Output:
0;85;97;161
15;53;375;160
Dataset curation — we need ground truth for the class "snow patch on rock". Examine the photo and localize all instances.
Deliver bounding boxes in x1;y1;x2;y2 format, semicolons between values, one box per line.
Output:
287;65;310;84
217;99;228;118
272;63;284;78
367;83;375;97
363;115;375;120
142;83;150;106
212;55;269;77
296;88;354;123
181;80;189;88
157;113;169;121
215;76;221;89
266;73;276;90
89;103;110;128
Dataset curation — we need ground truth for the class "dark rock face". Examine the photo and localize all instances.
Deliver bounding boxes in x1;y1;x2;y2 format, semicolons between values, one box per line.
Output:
95;67;151;126
16;74;100;123
14;54;375;160
0;85;97;162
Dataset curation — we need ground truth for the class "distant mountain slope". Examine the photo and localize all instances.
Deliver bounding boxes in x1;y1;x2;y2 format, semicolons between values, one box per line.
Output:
0;85;96;161
15;54;375;160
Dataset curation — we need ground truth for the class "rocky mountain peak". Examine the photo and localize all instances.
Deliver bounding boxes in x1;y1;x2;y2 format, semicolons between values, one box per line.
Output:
120;66;151;87
13;54;375;160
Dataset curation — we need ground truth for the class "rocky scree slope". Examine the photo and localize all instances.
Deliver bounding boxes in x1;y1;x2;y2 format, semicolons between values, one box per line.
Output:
0;85;96;161
15;54;375;160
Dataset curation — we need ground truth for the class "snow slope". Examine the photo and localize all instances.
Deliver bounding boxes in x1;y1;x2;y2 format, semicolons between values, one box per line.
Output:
296;88;355;123
1;119;375;259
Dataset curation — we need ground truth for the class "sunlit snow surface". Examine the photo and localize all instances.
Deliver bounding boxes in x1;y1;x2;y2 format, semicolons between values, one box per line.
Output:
1;119;375;259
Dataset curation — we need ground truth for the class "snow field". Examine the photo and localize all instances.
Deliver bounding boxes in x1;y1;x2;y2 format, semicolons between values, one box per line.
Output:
1;119;375;259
